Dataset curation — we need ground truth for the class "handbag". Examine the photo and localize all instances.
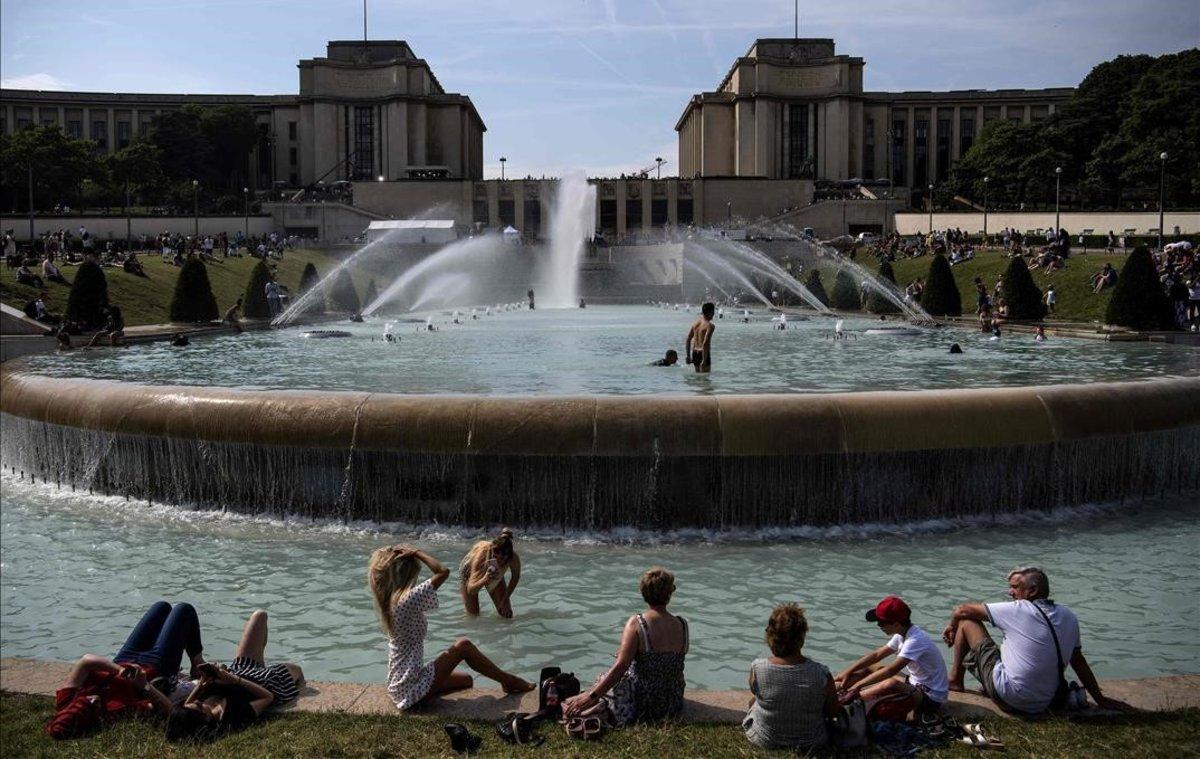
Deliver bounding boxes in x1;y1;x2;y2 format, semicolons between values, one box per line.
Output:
829;697;868;748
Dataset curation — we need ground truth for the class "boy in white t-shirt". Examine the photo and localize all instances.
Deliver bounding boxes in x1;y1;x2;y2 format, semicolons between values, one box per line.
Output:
834;596;949;712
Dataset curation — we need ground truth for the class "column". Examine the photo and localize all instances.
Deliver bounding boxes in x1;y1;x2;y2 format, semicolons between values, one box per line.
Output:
1023;104;1031;124
513;181;525;233
642;180;652;232
615;182;627;238
107;108;116;154
951;106;961;160
487;182;500;230
667;180;678;226
735;99;755;176
905;107;915;191
408;102;427;167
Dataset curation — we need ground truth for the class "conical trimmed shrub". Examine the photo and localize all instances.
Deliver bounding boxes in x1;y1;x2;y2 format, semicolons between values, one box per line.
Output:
1002;255;1046;320
363;277;378;309
804;270;828;306
866;259;902;314
65;260;109;329
297;262;324;315
830;269;861;310
919;253;962;316
169;258;219;323
242;259;273;319
327;268;361;313
1105;246;1174;330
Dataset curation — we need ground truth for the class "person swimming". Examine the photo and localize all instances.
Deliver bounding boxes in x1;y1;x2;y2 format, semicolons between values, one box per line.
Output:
949;343;963;354
741;309;750;323
1034;325;1047;342
717;307;725;319
651;349;679;367
775;313;788;331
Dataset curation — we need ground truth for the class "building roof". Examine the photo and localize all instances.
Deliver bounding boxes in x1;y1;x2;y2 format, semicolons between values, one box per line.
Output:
366;220;456;230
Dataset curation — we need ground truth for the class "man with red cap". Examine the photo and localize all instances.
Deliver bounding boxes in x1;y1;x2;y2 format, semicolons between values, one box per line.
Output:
834;596;949;716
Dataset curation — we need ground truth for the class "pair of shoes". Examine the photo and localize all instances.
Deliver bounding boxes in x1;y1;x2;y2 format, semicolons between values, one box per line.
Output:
959;723;1005;750
444;723;482;754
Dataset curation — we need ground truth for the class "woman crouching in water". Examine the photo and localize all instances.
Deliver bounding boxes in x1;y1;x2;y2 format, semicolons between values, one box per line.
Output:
459;528;521;618
368;545;533;711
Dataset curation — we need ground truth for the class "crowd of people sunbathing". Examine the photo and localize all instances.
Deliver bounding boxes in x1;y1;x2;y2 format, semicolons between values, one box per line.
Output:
47;529;1135;751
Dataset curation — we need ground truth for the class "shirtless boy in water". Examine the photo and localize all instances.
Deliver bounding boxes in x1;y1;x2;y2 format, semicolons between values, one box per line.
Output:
685;302;716;373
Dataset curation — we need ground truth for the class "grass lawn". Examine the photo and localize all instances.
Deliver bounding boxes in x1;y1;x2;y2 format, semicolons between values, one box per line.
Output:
883;250;1123;324
3;693;1197;758
0;249;386;327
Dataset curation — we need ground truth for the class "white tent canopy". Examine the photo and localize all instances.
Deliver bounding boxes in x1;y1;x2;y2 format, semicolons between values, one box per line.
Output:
366;219;458;244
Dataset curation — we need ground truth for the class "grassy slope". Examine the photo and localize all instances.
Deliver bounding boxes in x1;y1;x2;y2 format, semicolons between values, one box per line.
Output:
3;693;1197;758
885;249;1121;323
0;249;382;327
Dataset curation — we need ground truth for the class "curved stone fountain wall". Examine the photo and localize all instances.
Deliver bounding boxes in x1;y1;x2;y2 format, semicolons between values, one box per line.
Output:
2;368;1197;529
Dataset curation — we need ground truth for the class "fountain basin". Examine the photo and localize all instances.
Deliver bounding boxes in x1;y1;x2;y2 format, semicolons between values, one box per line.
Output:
2;368;1196;528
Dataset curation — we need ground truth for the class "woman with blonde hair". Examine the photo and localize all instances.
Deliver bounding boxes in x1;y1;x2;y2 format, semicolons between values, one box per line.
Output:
368;545;532;711
459;528;521;618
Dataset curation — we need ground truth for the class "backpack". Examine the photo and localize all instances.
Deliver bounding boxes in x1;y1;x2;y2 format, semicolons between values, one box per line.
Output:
537;666;581;720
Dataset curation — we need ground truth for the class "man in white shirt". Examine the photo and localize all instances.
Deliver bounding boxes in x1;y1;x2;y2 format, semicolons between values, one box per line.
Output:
835;596;950;714
942;566;1132;714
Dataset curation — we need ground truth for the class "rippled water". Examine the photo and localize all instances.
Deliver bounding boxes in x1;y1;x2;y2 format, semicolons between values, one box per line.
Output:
3;475;1197;689
19;307;1198;394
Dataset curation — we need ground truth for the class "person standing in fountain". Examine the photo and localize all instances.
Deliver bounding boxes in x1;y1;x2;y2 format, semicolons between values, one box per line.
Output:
459;528;521;618
368;545;532;711
685;302;716;374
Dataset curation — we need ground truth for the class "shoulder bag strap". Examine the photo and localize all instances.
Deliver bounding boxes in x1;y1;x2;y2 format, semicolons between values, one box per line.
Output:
1030;601;1066;674
679;617;690;655
634;613;651;652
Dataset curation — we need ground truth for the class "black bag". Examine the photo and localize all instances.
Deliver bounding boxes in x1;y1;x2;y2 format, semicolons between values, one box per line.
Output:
537;666;581;719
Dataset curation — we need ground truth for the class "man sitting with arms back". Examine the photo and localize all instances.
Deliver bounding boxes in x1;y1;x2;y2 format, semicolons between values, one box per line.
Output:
942;566;1133;715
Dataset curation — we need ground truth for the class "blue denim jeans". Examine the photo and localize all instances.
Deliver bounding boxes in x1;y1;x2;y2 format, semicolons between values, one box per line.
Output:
112;601;204;676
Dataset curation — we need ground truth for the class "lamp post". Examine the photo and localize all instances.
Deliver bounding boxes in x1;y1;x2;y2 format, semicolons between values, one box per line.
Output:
1054;166;1062;234
1158;151;1167;251
727;201;732;227
242;187;249;242
499;156;506;181
655;157;664;179
982;176;990;245
192;179;199;238
927;183;934;234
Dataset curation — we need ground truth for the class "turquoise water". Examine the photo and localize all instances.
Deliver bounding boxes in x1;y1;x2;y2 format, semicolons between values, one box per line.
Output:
2;475;1197;689
18;306;1198;394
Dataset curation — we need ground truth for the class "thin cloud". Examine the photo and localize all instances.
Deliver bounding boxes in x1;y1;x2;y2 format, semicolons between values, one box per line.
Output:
1;73;72;90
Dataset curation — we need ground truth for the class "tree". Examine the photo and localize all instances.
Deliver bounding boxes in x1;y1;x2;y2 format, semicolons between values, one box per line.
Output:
169;257;220;323
363;277;379;309
148;106;213;185
1001;256;1046;320
866;259;901;314
199;106;260;191
919;254;962;316
1104;247;1174;330
0;126;99;212
105;140;165;208
297;262;324;315
327;268;361;313
243;259;273;319
829;269;861;311
65;261;109;328
148;104;258;196
803;270;827;306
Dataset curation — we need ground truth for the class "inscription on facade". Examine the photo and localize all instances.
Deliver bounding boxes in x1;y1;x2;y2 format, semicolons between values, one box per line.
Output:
772;68;837;93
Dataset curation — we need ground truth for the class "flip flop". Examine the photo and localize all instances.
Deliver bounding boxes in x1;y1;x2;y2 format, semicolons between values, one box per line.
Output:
444;723;483;755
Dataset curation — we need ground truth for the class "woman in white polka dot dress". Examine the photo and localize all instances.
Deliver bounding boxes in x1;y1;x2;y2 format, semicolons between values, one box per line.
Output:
368;545;534;711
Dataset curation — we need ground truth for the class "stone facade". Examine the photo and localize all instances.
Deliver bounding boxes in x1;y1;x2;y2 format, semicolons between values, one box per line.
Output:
677;38;1074;199
0;40;484;188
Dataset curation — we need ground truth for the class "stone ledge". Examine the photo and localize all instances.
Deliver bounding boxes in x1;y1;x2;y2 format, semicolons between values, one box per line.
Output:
4;658;1197;724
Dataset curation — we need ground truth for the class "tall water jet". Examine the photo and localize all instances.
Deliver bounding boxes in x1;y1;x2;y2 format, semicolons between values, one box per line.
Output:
541;170;596;308
272;228;400;326
362;235;505;316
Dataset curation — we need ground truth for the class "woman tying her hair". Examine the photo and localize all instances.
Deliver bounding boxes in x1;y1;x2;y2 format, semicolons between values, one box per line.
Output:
369;544;533;711
459;528;521;618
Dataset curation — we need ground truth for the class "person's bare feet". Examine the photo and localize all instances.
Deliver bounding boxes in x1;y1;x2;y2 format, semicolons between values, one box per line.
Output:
502;676;535;694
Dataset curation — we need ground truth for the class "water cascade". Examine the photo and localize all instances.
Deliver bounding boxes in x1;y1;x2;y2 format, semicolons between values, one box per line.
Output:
541;170;597;309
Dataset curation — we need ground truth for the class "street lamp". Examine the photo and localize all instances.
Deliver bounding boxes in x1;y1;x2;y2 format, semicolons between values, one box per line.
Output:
982;176;990;244
1054;166;1062;234
727;201;732;226
927;183;934;234
192;179;199;238
242;187;249;243
1158;151;1168;251
377;175;384;182
499;156;507;181
655;157;664;180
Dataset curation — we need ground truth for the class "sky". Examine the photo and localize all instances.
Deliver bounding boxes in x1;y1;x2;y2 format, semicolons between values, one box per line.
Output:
2;1;1197;178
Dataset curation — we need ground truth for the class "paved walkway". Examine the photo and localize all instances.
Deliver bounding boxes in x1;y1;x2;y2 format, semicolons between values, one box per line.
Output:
3;658;1197;723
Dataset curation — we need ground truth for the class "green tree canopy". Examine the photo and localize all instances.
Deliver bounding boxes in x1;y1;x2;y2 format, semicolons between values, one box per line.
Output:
326;269;361;313
803;270;828;306
169;257;220;323
297;262;324;315
1104;247;1174;330
866;259;901;314
0;126;99;212
1001;256;1046;320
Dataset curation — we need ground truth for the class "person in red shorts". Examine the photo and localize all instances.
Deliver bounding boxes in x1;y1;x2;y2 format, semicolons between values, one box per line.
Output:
47;601;206;739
